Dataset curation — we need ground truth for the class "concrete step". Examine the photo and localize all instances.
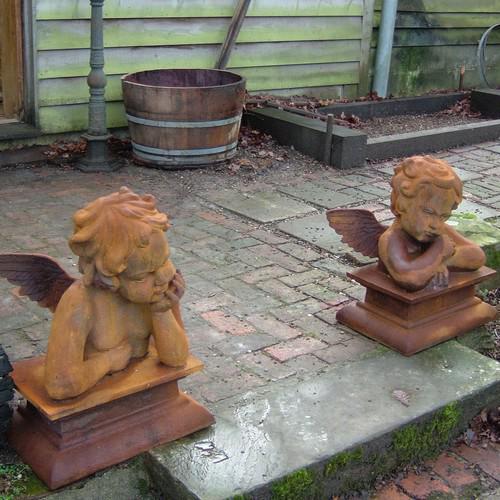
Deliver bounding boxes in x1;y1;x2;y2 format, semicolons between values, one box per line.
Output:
145;341;500;500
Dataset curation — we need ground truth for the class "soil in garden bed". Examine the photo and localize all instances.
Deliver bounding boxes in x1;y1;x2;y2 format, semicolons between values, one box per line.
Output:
247;93;493;137
484;287;500;362
359;112;489;138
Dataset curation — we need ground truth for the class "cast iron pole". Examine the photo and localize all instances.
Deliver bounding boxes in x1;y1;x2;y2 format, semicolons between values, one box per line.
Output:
78;0;118;172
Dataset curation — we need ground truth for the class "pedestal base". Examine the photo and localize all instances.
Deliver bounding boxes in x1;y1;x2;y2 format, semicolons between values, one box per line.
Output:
77;134;121;173
8;355;214;489
337;265;497;356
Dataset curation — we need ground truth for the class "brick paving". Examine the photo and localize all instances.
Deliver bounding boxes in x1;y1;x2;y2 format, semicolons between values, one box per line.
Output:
372;444;500;499
1;139;500;497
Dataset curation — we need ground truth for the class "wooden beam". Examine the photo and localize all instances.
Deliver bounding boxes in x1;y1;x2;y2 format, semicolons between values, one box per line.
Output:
359;0;375;96
215;0;251;69
1;0;23;118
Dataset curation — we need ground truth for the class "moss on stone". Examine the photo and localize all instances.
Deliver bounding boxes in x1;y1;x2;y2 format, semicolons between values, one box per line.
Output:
137;477;150;497
271;469;316;500
392;403;460;463
324;447;363;477
458;482;482;500
360;345;390;360
267;404;462;499
0;464;48;499
449;213;500;283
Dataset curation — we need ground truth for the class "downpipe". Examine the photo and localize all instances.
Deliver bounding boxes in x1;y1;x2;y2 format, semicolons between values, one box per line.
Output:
372;0;398;98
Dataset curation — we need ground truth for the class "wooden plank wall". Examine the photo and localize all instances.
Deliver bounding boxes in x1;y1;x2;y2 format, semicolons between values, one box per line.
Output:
372;0;500;97
35;0;369;134
1;0;24;118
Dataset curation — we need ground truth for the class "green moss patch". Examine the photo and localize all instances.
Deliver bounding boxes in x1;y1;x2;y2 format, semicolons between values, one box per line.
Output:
271;469;316;500
0;464;47;499
450;213;500;248
324;448;363;477
318;404;461;497
448;213;500;281
392;403;460;463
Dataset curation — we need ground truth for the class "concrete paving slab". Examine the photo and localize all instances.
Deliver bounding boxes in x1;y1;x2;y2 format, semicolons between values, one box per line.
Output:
47;459;154;500
455;200;499;220
278;212;375;264
146;342;500;500
379;165;480;183
278;183;358;209
206;190;316;223
453;166;482;182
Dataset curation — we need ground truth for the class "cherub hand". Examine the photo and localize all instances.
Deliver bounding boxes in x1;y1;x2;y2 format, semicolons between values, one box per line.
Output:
427;264;449;289
106;341;132;372
151;271;185;313
440;234;456;261
169;269;186;302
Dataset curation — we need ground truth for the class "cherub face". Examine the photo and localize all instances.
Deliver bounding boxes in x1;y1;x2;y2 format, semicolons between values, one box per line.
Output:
399;185;456;243
118;231;176;311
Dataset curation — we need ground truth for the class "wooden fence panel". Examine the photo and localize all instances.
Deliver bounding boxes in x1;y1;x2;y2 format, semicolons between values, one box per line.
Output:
35;0;366;134
371;2;500;96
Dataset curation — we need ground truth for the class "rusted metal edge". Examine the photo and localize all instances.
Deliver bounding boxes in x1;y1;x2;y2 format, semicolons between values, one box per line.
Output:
132;141;238;157
126;113;242;128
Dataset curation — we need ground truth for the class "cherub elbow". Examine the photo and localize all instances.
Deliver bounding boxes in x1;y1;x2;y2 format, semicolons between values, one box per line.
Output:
392;271;431;292
158;347;189;368
468;248;486;269
45;371;85;400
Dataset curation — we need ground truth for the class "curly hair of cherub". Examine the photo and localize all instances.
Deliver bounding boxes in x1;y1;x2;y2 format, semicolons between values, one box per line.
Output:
390;155;462;216
69;187;170;285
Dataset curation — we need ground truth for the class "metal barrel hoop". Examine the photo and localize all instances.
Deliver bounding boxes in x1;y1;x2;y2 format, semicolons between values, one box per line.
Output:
477;23;500;88
122;69;246;168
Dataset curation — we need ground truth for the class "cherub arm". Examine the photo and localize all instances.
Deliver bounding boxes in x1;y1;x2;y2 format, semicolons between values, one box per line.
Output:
444;225;486;270
44;283;130;399
151;272;189;367
378;227;454;291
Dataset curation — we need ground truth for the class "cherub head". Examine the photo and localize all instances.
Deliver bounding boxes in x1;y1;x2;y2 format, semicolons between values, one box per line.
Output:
69;187;176;310
390;156;462;243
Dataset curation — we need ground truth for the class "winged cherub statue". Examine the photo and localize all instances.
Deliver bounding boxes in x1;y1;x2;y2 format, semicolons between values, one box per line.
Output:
0;187;188;400
327;156;486;291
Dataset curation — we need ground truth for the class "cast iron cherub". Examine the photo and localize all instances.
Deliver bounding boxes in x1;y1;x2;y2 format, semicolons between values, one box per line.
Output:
0;187;188;400
327;156;486;291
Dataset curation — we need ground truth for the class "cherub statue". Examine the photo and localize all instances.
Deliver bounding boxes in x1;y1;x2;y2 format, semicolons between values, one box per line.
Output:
0;187;188;400
327;156;486;291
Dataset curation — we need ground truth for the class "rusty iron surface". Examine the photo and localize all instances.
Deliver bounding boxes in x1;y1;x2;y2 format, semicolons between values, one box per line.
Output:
337;264;497;356
8;355;214;489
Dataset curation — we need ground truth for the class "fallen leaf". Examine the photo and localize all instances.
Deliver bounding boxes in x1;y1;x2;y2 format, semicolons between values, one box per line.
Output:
392;389;410;407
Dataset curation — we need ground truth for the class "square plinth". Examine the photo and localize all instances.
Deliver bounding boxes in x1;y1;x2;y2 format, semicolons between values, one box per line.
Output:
337;264;497;356
8;354;215;489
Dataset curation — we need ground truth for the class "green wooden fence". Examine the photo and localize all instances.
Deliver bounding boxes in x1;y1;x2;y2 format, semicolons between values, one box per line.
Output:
35;0;369;134
372;0;500;96
32;0;500;134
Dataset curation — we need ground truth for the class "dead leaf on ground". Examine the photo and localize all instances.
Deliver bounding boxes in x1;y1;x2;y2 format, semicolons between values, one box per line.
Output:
392;389;410;407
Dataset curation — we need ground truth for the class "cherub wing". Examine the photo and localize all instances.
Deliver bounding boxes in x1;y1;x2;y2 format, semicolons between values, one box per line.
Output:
326;209;388;258
0;253;76;312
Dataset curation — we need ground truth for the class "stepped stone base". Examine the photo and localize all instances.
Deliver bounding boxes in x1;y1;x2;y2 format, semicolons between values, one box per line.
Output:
337;264;497;355
145;343;500;500
8;354;214;490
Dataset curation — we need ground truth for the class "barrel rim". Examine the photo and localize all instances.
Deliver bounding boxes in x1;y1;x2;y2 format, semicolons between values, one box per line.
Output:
121;68;246;91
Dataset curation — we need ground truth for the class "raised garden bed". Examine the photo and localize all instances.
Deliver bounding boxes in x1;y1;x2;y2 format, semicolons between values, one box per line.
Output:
245;91;500;168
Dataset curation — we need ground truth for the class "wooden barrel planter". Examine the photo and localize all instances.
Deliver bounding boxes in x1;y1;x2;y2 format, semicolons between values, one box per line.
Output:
121;69;246;167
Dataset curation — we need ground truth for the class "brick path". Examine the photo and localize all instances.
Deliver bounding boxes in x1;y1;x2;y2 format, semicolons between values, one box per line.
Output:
1;139;500;497
373;443;500;499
